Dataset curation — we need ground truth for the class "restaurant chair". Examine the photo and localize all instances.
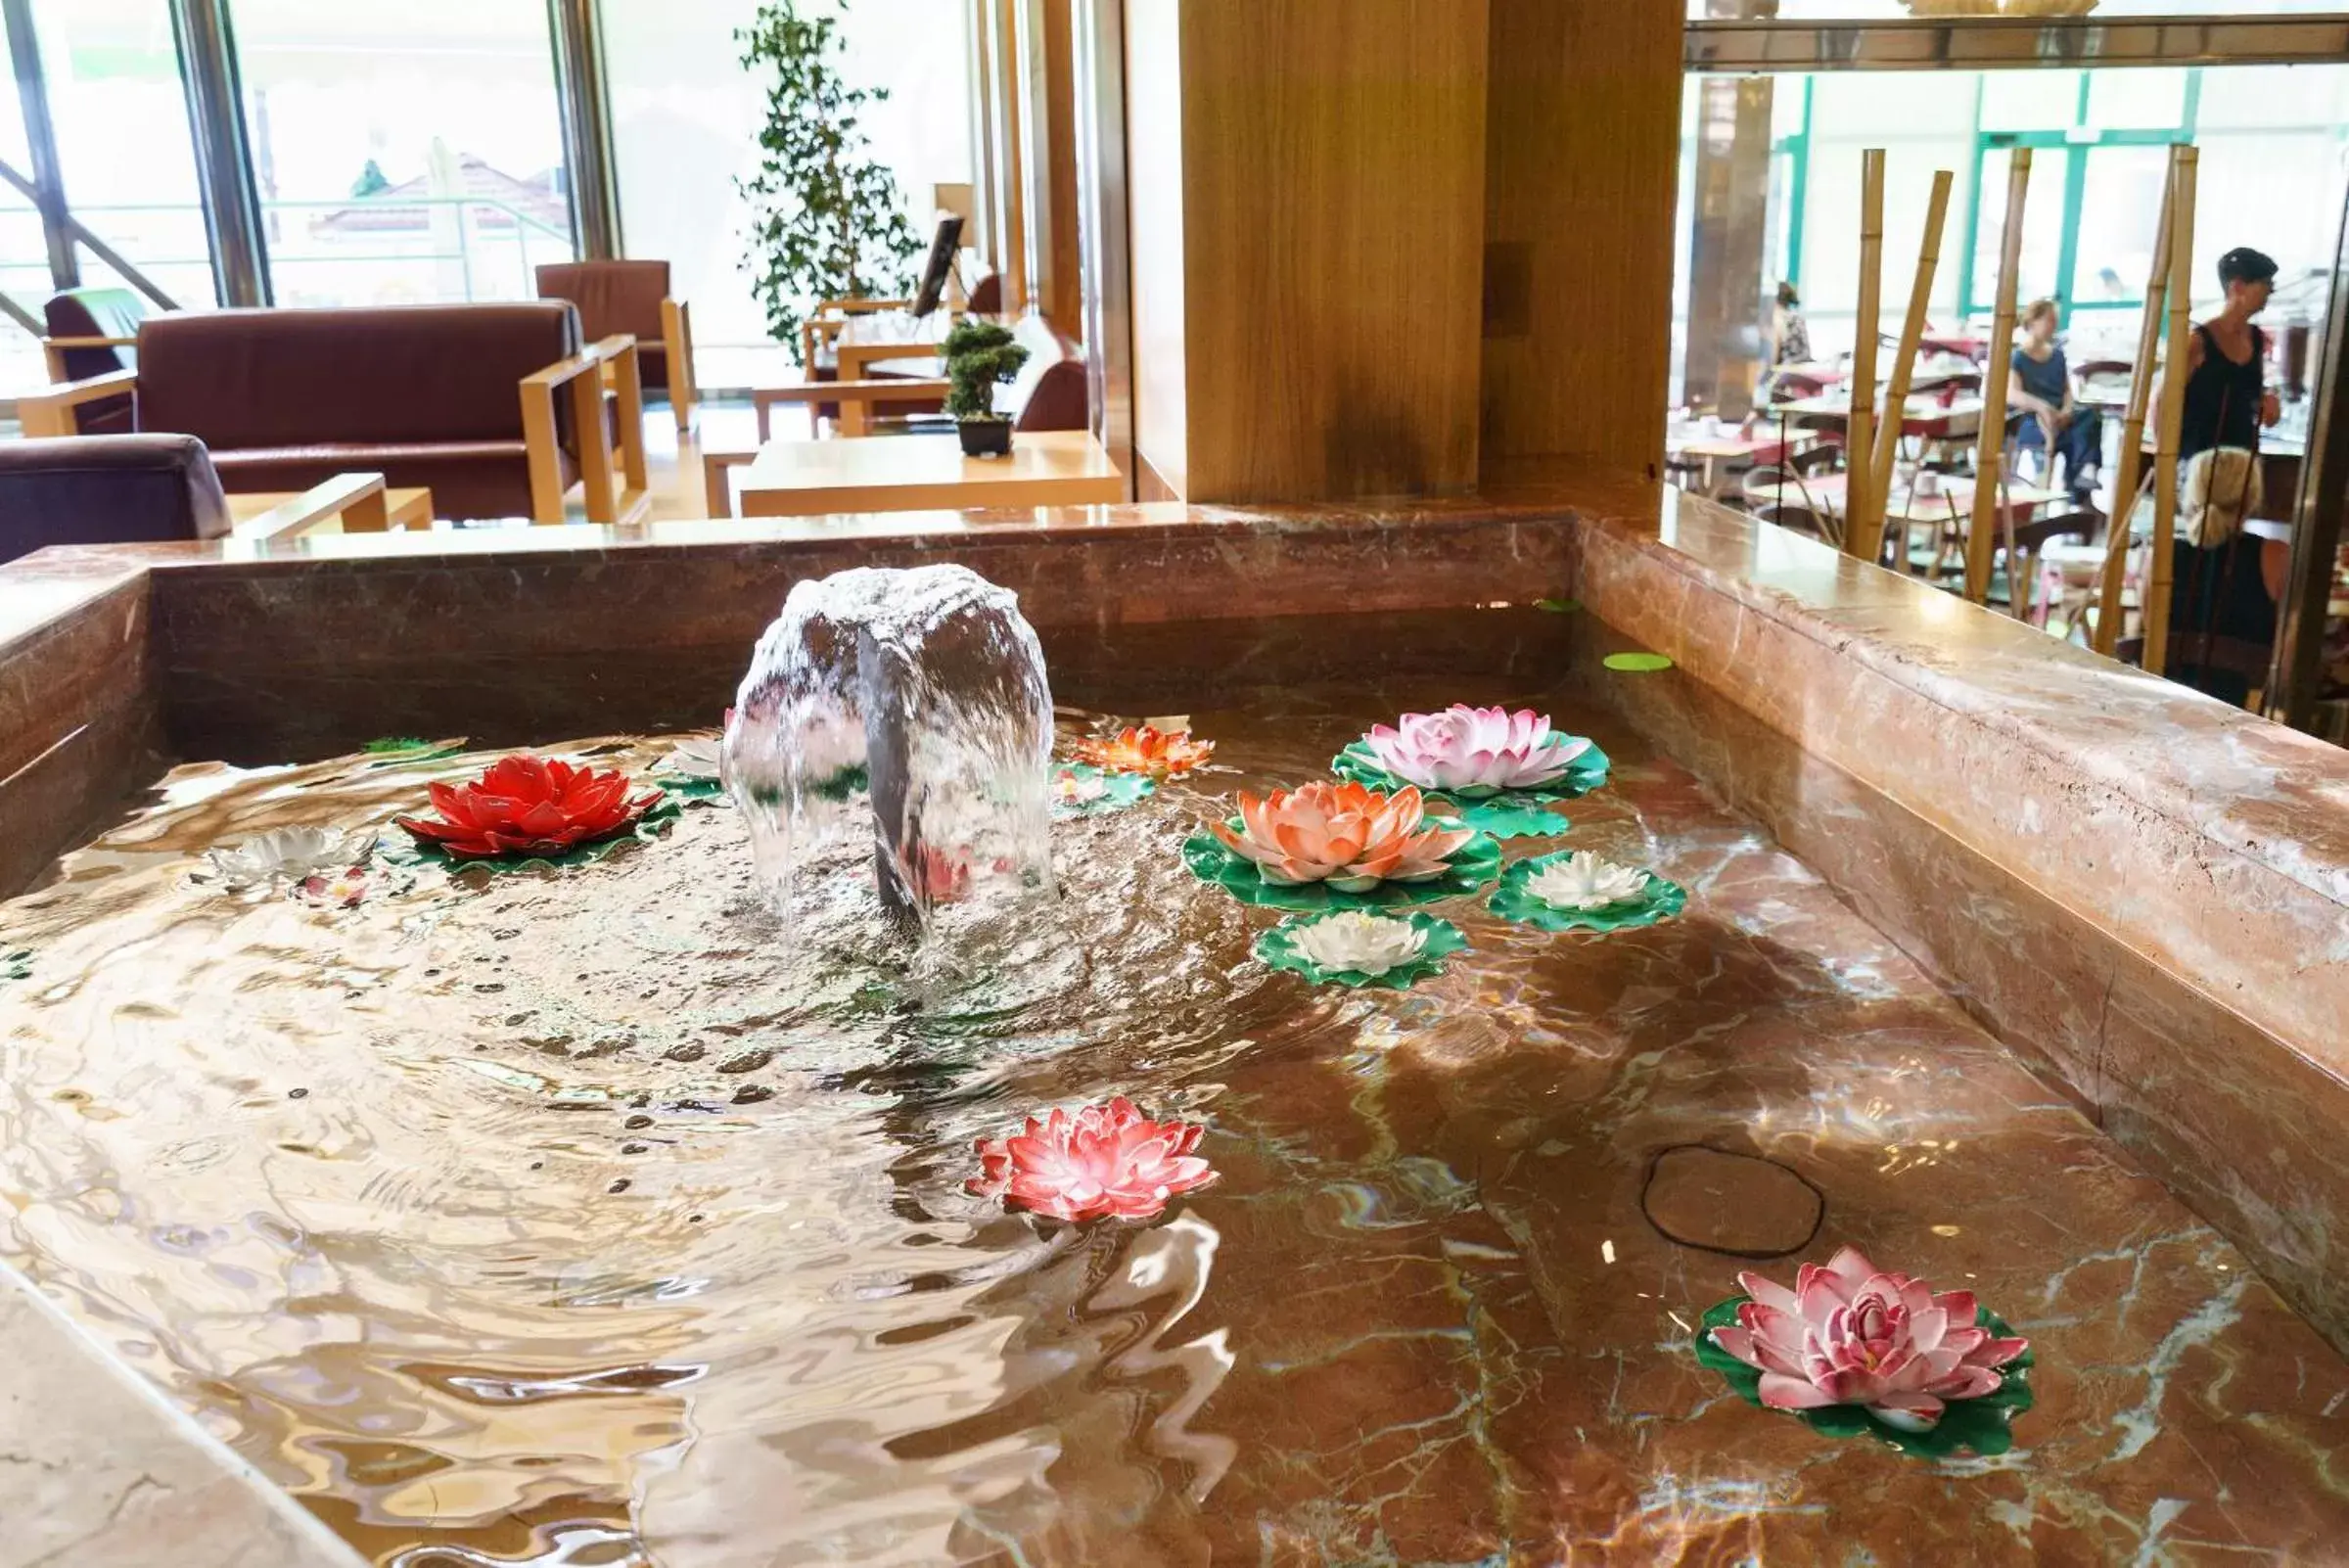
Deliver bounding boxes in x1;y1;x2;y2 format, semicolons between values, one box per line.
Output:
41;287;150;436
535;259;696;431
20;302;648;526
0;435;398;566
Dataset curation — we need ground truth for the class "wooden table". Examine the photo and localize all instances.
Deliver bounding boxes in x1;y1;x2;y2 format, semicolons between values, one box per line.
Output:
736;430;1124;518
227;484;433;531
1773;394;1985;440
1664;431;1797;496
1802;471;2067;528
826;311;963;381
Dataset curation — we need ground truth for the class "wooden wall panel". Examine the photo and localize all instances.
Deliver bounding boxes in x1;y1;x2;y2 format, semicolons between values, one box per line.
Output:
1174;0;1490;502
1482;0;1682;482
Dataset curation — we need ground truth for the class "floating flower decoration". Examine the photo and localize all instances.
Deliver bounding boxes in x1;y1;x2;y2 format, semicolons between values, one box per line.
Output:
295;867;374;908
1256;909;1466;990
907;843;973;902
655;734;728;799
1697;1245;2034;1457
1051;761;1155;818
967;1097;1219;1223
1072;724;1214;779
1;947;28;983
1525;850;1648;911
1489;846;1686;933
206;826;374;891
1211;782;1469;893
360;736;468;767
1361;706;1594;798
393;756;665;863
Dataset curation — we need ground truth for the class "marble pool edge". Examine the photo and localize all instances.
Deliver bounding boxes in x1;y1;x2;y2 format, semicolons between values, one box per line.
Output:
0;475;2345;1537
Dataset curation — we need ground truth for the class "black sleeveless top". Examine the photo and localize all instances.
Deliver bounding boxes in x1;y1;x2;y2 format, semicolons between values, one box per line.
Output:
2179;322;2264;463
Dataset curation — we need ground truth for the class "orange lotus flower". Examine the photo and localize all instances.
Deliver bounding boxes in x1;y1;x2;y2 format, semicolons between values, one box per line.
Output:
394;756;661;861
1211;781;1471;892
1071;724;1214;779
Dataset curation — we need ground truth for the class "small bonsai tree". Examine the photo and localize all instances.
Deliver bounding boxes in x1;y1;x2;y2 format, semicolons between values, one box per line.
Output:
736;0;922;361
944;318;1029;423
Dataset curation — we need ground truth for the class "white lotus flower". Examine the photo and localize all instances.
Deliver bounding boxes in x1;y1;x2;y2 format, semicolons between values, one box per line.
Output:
662;735;724;781
1288;910;1427;976
1524;851;1648;911
206;826;371;890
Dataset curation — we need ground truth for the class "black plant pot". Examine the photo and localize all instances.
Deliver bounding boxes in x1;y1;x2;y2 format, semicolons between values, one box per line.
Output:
957;419;1013;459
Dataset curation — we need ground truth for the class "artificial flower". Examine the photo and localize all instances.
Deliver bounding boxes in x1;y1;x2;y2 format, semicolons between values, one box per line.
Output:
1709;1245;2030;1431
1362;705;1593;798
394;756;661;861
1285;910;1428;977
207;826;372;890
1053;767;1110;808
967;1097;1219;1223
1523;850;1649;910
660;735;723;783
1072;724;1214;779
295;868;373;908
1210;781;1471;893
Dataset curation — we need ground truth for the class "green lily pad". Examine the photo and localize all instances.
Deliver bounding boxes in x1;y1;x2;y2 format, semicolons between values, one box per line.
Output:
361;736;469;767
1603;652;1676;673
1183;823;1501;912
1693;1294;2035;1459
654;771;729;800
809;763;870;804
1053;762;1155;818
1331;738;1610;804
1488;850;1687;932
384;790;683;876
1;948;29;983
1534;597;1581;614
1255;911;1466;990
1456;799;1571;840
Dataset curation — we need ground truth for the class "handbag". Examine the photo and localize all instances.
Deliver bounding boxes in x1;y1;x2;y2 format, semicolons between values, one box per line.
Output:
2180;376;2262;549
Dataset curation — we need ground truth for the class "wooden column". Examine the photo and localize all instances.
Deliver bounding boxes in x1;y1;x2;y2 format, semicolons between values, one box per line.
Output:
1126;0;1492;503
1843;150;1885;560
2145;145;2200;677
1964;149;2032;605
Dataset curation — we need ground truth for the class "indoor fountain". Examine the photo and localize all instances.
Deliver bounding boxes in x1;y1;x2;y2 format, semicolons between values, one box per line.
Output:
2;530;2346;1565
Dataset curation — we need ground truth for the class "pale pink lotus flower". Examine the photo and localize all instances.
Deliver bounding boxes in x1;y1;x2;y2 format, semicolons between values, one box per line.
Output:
1710;1245;2029;1431
967;1097;1219;1223
1363;705;1592;798
295;868;372;908
1211;781;1471;892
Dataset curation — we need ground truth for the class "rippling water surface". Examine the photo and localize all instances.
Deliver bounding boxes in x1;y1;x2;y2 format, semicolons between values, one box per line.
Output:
7;627;2348;1565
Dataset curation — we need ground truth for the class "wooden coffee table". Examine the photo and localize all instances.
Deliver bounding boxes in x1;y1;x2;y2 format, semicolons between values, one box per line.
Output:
735;431;1123;518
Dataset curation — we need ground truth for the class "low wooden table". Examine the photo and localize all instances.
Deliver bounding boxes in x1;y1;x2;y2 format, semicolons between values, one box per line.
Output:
736;430;1123;519
227;484;433;531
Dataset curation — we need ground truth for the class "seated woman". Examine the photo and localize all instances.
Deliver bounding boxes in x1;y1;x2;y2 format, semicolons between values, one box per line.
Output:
2008;298;2102;504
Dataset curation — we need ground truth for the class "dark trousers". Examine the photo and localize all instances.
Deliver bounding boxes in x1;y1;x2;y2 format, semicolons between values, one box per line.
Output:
2016;409;2102;493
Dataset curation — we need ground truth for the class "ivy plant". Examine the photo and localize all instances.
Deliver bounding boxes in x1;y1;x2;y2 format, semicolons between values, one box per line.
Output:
736;0;922;361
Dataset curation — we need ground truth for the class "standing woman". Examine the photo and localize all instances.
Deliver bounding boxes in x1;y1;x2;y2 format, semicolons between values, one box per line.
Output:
2166;246;2288;706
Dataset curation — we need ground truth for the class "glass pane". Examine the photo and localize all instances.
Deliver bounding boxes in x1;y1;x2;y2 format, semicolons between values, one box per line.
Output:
30;0;219;310
1794;137;1972;361
225;0;574;308
0;22;40;391
2198;61;2349;130
601;0;973;389
1692;0;2349;18
2086;68;2187;131
1980;69;2079;134
2071;143;2171;302
1969;145;2067;318
2193;131;2349;325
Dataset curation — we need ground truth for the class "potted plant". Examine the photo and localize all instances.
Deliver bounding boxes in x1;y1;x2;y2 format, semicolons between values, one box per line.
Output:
944;318;1029;458
736;1;922;362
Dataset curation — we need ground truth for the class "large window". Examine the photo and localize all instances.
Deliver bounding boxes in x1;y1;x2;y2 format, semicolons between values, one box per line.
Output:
225;0;576;308
600;0;974;389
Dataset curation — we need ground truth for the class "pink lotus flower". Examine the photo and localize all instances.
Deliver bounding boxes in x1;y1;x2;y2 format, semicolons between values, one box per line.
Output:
1363;705;1592;798
295;867;373;908
1211;781;1472;892
967;1097;1219;1223
1710;1245;2029;1431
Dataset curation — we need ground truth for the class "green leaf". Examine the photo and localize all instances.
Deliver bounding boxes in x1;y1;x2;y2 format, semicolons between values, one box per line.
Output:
1182;824;1501;912
1694;1295;2035;1459
1254;911;1467;991
1454;799;1570;840
1052;762;1154;817
1487;851;1687;933
1603;652;1676;673
1534;597;1581;614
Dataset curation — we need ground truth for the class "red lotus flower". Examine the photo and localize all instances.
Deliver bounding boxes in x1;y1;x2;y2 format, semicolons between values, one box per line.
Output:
394;756;661;861
967;1097;1219;1223
1071;725;1214;779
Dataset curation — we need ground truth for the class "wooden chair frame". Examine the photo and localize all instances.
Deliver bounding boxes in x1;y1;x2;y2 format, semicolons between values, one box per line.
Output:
659;297;697;431
24;336;652;528
800;296;913;374
231;473;394;543
42;334;139;383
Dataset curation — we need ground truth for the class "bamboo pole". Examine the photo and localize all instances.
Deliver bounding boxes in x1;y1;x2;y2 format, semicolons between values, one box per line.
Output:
1859;169;1956;564
2091;157;2177;656
1964;149;2033;604
2144;145;2199;677
1844;150;1886;560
